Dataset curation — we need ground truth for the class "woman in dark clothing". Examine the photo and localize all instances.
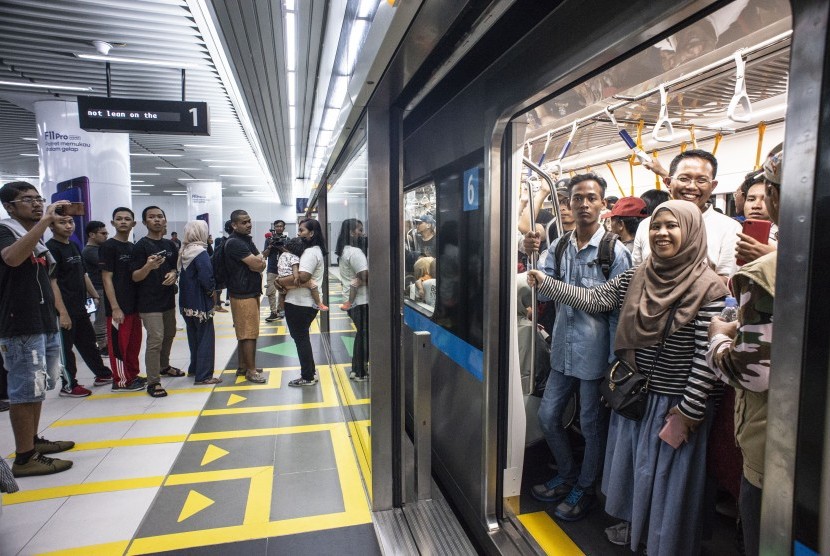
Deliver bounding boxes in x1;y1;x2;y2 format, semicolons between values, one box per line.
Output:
178;220;221;384
528;201;728;555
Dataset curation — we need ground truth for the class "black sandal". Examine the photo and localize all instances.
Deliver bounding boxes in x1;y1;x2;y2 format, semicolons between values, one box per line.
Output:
160;366;185;377
147;383;168;398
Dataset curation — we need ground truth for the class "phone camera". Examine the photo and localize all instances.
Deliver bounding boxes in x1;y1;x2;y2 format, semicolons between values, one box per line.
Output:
55;205;65;216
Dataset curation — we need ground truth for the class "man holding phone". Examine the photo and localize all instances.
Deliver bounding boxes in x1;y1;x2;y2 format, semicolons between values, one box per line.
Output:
132;206;181;398
47;215;114;396
0;181;75;477
82;221;109;354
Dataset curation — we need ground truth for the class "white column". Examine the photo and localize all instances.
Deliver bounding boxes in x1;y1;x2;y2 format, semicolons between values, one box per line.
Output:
185;181;223;237
34;100;131;245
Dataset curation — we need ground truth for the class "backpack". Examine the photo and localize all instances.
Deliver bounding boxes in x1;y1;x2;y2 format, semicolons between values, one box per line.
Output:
553;230;619;281
211;237;233;287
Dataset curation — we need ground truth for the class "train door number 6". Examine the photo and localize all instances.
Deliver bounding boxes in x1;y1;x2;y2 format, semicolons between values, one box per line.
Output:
463;167;479;211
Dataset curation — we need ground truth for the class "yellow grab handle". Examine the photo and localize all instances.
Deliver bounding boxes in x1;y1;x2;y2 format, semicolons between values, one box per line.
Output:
754;122;767;169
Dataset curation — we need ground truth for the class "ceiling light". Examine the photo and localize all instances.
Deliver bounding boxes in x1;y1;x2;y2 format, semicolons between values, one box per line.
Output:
19;153;38;157
21;137;37;142
131;184;156;187
156;167;200;171
287;72;296;106
357;0;379;18
321;108;339;131
219;174;261;178
329;76;349;109
74;53;200;69
228;184;266;187
0;80;93;92
131;172;160;176
208;165;250;168
131;180;144;183
285;0;295;10
163;190;187;193
285;12;296;72
183;144;246;149
177;178;216;182
201;159;247;163
132;192;151;196
171;193;188;196
131;153;183;157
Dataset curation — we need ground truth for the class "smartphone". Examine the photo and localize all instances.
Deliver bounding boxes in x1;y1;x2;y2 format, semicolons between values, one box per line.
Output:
658;413;688;449
85;297;97;315
737;219;773;266
152;250;169;259
56;202;85;216
54;177;91;250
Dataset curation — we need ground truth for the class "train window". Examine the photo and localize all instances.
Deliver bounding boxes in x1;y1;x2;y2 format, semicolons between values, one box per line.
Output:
404;182;437;313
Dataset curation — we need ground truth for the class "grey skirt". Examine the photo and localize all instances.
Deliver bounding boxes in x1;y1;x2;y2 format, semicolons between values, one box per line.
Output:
601;392;714;556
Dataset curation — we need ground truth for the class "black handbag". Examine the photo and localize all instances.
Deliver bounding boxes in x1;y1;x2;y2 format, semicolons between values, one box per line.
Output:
600;303;679;421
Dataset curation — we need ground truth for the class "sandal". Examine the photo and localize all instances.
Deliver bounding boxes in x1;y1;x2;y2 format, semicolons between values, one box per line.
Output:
147;383;168;398
195;377;223;385
160;366;185;377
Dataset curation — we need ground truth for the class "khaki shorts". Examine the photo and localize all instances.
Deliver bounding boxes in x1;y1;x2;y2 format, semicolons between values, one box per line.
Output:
230;297;261;340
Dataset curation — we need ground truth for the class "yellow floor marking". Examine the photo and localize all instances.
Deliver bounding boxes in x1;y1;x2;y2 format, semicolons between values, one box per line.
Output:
348;420;372;503
178;490;215;522
226;393;246;406
51;410;200;427
128;425;370;554
235;375;246;384
517;512;585;556
243;466;274;525
38;540;131;555
200;444;229;466
201;365;337;416
188;422;335;442
331;363;370;406
2;476;165;505
4;435;189;458
88;386;214;400
216;368;287;391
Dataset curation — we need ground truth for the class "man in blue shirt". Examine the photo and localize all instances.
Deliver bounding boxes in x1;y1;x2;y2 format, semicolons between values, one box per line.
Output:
524;173;631;521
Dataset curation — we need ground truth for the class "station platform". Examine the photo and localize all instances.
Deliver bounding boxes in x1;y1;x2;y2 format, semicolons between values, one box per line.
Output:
0;303;379;555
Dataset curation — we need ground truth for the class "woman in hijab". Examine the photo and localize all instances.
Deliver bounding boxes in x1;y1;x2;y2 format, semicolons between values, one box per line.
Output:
528;200;728;556
178;220;221;385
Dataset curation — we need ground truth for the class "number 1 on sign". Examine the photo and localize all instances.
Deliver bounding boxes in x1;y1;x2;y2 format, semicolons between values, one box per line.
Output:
189;107;198;127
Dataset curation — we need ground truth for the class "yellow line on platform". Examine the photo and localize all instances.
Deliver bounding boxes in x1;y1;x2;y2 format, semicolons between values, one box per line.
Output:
51;410;200;427
331;363;370;406
517;511;585;556
187;422;335;442
165;466;272;486
90;386;214;400
348;420;372;502
2;476;165;505
70;435;188;452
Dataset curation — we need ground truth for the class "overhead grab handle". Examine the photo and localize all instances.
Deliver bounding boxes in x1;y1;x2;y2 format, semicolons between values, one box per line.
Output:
549;122;578;179
606;107;651;165
727;51;752;123
651;85;675;143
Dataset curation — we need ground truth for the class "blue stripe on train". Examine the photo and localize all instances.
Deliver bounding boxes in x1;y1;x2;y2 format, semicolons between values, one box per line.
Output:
403;305;484;382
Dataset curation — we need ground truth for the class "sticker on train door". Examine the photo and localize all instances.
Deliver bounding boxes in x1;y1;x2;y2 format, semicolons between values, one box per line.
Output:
463;167;479;211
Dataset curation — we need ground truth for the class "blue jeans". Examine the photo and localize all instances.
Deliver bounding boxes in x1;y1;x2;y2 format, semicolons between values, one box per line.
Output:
538;370;608;489
0;333;61;403
185;317;215;382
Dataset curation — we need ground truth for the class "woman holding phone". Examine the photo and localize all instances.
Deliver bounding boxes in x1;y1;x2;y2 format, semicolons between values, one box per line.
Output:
527;200;728;556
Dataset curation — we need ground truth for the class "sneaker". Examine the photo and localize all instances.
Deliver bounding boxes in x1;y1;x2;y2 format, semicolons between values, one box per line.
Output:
554;486;593;521
288;377;317;387
531;475;572;503
93;375;113;387
134;376;148;386
112;379;144;392
339;301;353;311
349;371;357;380
246;370;267;384
0;400;9;412
354;374;369;382
605;521;631;546
33;436;75;454
264;311;279;322
59;385;92;398
276;310;285;319
12;452;73;477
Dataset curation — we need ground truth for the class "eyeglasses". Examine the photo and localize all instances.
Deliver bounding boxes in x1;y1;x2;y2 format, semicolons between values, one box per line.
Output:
9;196;46;205
673;176;712;187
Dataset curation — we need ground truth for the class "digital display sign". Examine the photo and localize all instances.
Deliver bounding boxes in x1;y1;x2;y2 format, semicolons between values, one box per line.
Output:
77;96;210;135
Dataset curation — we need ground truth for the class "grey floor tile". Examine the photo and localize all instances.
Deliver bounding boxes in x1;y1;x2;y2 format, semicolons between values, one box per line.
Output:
276;407;345;428
270;468;344;521
171;436;278;473
190;411;279;434
274;431;336;475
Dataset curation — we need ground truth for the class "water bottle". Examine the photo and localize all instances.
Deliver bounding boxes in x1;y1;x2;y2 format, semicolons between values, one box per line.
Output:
720;296;739;322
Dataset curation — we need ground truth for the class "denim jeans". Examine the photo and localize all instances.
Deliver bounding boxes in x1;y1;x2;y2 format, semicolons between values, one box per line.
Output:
0;333;61;403
284;303;318;380
185;316;215;382
538;370;608;489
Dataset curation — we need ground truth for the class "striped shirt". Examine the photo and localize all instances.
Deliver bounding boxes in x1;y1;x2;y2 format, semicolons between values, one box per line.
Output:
537;267;725;420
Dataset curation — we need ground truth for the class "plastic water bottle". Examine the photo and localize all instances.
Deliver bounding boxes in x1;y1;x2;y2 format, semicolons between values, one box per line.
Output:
720;296;739;322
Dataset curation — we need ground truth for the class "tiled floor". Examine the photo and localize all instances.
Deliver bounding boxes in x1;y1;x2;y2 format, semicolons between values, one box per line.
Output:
1;300;378;555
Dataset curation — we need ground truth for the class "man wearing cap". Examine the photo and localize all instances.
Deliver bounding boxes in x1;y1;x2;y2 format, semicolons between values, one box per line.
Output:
414;213;436;258
601;197;648;252
706;144;782;556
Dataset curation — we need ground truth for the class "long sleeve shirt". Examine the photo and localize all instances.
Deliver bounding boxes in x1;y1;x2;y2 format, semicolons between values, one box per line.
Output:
537;268;725;420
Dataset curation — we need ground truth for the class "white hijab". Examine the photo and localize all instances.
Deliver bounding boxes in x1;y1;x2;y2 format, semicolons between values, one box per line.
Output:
178;220;209;270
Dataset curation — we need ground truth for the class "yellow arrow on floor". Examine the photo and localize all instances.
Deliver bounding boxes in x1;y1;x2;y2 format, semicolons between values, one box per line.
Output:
235;375;247;385
200;444;229;466
227;394;246;406
178;490;214;522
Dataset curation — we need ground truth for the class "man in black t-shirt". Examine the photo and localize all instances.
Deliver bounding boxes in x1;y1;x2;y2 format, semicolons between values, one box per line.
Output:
47;216;114;397
226;210;266;384
82;220;109;353
0;181;75;477
131;206;181;398
99;207;144;392
263;219;288;321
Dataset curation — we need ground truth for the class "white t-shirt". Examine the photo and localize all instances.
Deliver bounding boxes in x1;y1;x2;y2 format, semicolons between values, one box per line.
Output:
338;246;368;306
631;205;741;276
285;245;325;307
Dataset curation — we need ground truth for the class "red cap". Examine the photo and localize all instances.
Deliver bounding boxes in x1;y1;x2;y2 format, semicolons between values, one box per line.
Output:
265;232;272;238
601;196;648;218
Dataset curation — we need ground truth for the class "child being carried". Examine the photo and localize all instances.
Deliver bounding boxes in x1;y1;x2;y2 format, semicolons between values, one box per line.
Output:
276;238;328;311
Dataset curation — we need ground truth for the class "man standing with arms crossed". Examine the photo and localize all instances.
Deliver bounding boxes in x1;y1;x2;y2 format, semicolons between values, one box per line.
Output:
99;207;144;392
0;182;75;477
